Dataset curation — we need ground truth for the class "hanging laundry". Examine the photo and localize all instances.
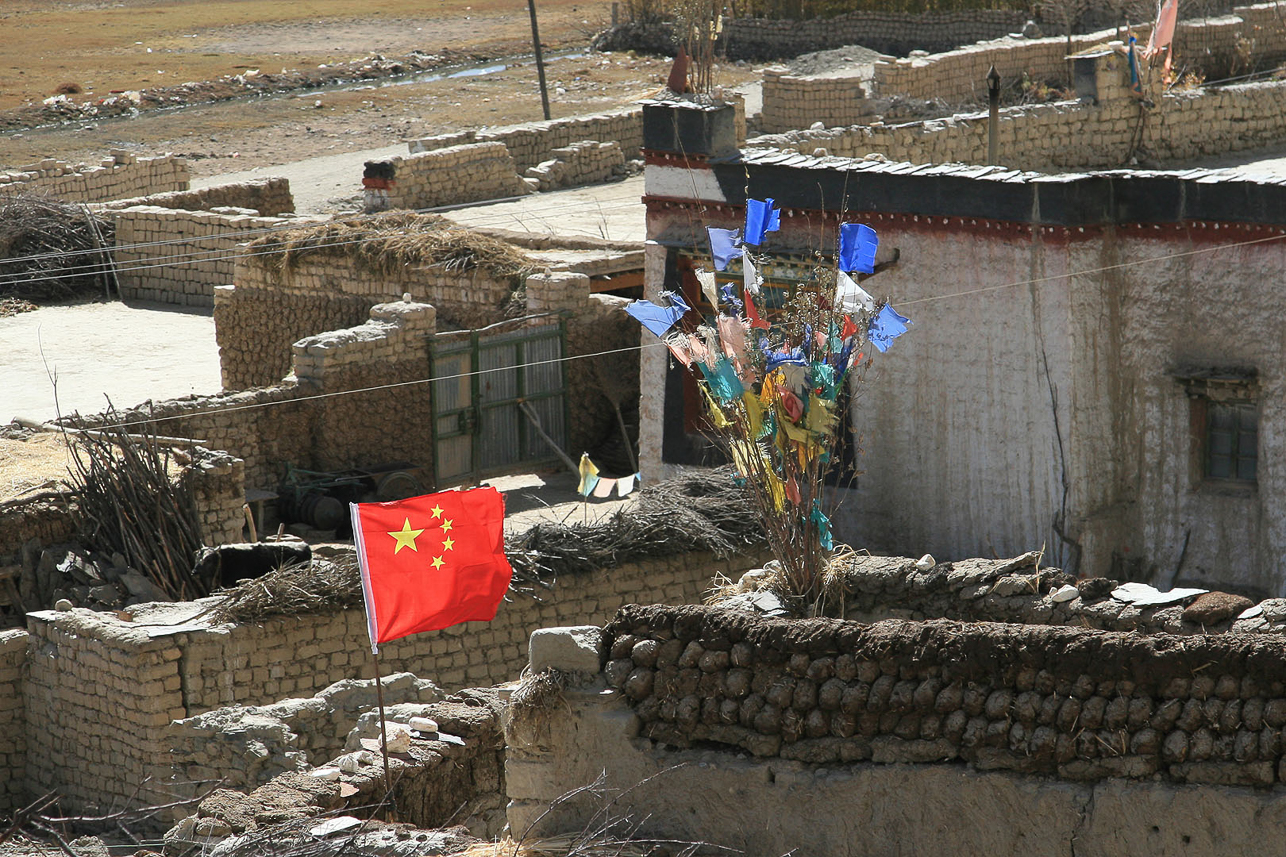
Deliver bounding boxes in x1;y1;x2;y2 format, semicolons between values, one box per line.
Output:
743;198;781;246
694;268;719;311
835;270;875;313
868;303;911;353
617;473;638;497
707;227;743;271
743;254;763;296
592;476;616;498
744;289;771;330
577;453;599;496
625;291;691;338
839;223;878;274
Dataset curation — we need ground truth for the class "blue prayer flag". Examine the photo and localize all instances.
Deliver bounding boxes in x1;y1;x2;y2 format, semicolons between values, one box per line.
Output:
744;198;780;246
707;227;743;271
868;303;911;353
625;291;690;339
839;223;878;274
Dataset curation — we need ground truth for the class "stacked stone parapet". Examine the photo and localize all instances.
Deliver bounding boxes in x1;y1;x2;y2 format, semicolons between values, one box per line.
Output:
0;153;188;202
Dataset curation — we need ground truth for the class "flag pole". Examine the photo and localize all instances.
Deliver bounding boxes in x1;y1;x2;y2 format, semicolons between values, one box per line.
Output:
372;648;393;798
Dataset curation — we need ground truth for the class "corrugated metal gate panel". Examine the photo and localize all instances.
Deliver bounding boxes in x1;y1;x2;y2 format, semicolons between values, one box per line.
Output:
430;318;567;486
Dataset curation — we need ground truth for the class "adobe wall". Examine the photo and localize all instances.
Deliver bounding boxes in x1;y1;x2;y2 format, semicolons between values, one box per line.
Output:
78;300;436;492
409;107;646;171
0;630;26;813
721;8;1029;60
0;152;188;202
14;547;764;816
757;74;1286;171
509;605;1286;857
99;177;294;217
758;4;1286;140
364;142;530;213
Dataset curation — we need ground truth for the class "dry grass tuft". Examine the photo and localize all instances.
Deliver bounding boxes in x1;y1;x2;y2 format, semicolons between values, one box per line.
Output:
244;212;537;283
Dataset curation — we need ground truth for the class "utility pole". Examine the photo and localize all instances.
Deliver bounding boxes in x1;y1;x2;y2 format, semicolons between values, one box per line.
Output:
986;65;1001;166
527;0;551;121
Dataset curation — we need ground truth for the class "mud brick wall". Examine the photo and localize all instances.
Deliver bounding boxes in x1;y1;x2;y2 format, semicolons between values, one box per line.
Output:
223;253;517;390
759;75;1286;171
0;630;26;813
525;141;626;192
836;554;1286;637
0;153;188;203
24;611;185;814
874;5;1286;105
409;107;646;171
184;450;248;547
367;142;529;213
0;501;75;567
111;205;303;308
603;604;1286;788
759;70;874;135
99;177;295;217
13;548;760;816
721;9;1028;60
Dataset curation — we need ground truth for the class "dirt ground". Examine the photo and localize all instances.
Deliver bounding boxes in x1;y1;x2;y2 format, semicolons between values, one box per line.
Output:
0;0;758;180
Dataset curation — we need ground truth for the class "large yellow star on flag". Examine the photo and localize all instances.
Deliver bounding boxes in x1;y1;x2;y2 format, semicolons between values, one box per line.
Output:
387;518;424;554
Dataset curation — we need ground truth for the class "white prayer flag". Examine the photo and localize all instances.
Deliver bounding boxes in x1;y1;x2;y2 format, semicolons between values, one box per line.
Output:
743;254;762;295
836;270;875;313
617;473;637;497
695;269;719;310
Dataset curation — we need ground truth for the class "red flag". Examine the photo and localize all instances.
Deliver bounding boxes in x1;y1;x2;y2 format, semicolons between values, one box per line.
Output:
350;487;512;652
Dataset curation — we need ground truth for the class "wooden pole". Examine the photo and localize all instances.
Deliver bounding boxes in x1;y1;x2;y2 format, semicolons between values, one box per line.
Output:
527;0;552;121
372;649;393;798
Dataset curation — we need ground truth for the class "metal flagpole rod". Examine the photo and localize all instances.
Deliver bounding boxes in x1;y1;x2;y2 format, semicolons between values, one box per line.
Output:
372;648;393;798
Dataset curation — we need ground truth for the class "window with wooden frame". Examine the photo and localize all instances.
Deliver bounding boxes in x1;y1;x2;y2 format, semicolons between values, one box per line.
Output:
1178;370;1259;488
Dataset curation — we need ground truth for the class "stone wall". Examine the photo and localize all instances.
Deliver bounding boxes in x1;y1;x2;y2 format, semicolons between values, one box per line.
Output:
523;141;626;192
409;107;646;171
759;70;873;135
0;500;75;567
0;152;188;202
508;605;1286;856
184;449;248;547
364;142;530;213
0;630;26;813
168;688;506;847
14;547;762;815
757;70;1286;171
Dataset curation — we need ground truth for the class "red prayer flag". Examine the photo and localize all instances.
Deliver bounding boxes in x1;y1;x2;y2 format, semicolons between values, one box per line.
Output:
350;487;512;652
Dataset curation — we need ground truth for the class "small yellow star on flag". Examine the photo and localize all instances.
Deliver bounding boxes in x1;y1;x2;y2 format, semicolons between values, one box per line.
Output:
442;536;455;552
430;504;444;518
440;518;453;533
387;518;424;554
431;556;445;569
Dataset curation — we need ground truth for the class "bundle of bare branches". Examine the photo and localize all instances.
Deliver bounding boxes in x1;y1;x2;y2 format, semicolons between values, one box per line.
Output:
64;415;207;601
209;556;363;624
506;467;764;592
0;192;116;302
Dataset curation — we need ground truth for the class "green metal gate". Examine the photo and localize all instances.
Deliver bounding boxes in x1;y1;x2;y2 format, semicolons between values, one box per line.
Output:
429;316;568;486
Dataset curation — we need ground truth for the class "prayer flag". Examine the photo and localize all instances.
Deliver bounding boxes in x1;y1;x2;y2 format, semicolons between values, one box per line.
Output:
707;227;743;271
839;223;878;274
835;271;875;313
1128;34;1143;94
577;453;600;496
617;473;637;497
868;303;911;352
351;487;512;652
625;292;690;338
743;254;762;296
744;198;780;246
745;289;770;330
592;476;616;498
1144;0;1178;59
695;268;719;309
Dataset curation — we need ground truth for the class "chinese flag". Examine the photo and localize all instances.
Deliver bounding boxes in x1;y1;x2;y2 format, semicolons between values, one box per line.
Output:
350;487;512;652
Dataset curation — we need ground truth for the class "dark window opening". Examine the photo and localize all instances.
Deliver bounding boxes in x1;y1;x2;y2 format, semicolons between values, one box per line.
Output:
1205;401;1257;483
